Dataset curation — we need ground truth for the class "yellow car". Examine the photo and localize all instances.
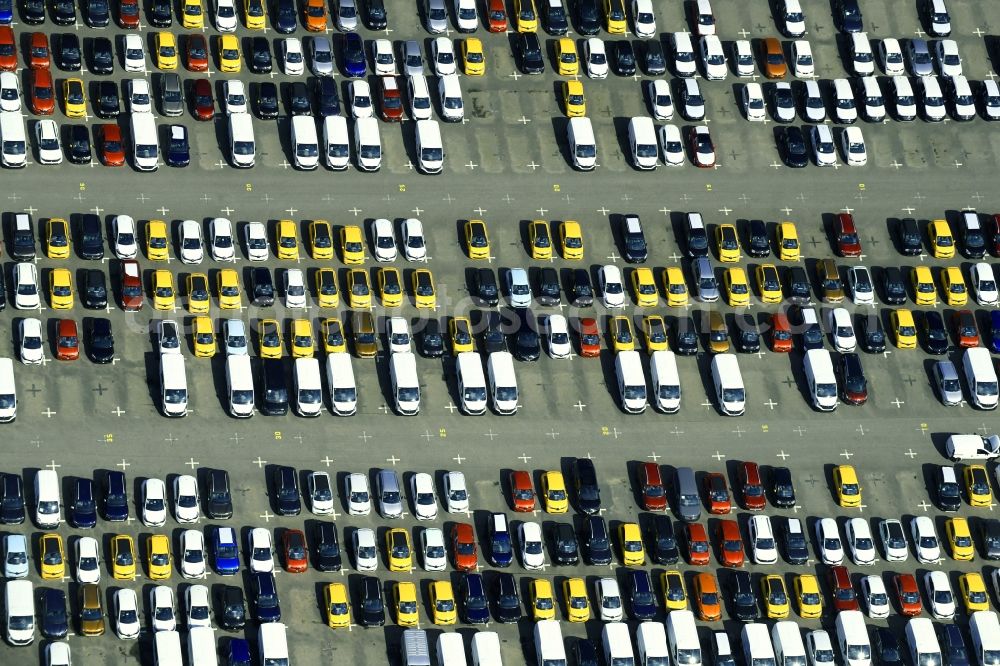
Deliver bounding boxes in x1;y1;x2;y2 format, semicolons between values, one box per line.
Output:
619;522;645;566
541;471;568;513
412;269;436;309
755;264;782;304
386;528;413;572
316;268;339;308
378;267;403;308
244;0;266;29
465;220;490;259
63;78;86;118
291;319;315;358
562;577;590;622
218;34;242;73
559;221;584;260
528;220;552;260
216;269;242;309
761;574;790;619
146;534;172;580
603;0;625;33
794;574;822;619
965;464;993;507
147;220;169;261
959;573;990;613
661;570;688;611
276;220;299;260
555;38;579;75
930;219;955;259
947;517;975;561
152;269;176;310
347;269;371;309
609;315;635;352
324;582;351;628
186;273;211;314
891;309;917;349
833;465;862;508
258;319;283;359
514;0;537;31
911;266;937;306
715;224;741;262
181;0;204;28
461;37;485;75
642;315;669;352
341;225;365;264
310;220;334;259
46;218;71;259
664;267;688;307
40;533;65;580
394;581;419;627
49;268;74;309
430;581;457;625
321;318;347;354
724;267;751;307
530;579;556;620
449;317;474;354
111;534;137;580
193;316;216;358
777;221;800;261
630;268;658;307
562;79;586;117
155;32;178;69
942;266;968;306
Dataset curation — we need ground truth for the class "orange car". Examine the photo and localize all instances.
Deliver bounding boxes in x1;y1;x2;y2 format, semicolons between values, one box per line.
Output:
509;470;536;512
763;37;787;78
0;27;15;72
303;0;327;30
686;523;711;566
452;523;478;571
693;573;722;621
29;32;51;69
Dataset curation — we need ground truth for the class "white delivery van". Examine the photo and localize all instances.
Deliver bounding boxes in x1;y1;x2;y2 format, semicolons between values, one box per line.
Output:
742;624;776;666
905;618;941;666
534;621;567;666
0;357;17;422
34;469;61;528
131;112;159;171
637;622;669;666
567;117;597;170
325;352;358;416
293;357;322;417
187;627;218;666
711;353;746;416
390;351;420;415
415;119;444;173
835;610;872;666
487;351;519;414
354;117;382;171
472;632;503;666
437;74;464;122
946;434;1000;461
258;624;288;666
160;353;189;417
323;115;350;169
291;115;319;170
628;116;658;170
229;113;256;167
964;347;999;409
225;355;255;418
772;621;807;666
456;352;487;415
0;111;27;168
5;579;34;645
804;348;838;411
603;622;635;666
649;351;680;413
154;630;184;666
615;350;647;413
437;633;468;666
403;629;432;666
970;611;1000;666
666;610;701;666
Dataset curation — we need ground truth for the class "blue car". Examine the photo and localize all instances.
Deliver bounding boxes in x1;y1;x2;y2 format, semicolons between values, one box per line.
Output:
991;311;1000;353
227;638;252;666
627;570;657;620
487;512;513;567
104;471;129;522
213;526;241;575
342;33;367;78
274;0;296;33
166;125;189;167
0;0;12;24
251;572;281;623
462;573;490;624
69;478;97;529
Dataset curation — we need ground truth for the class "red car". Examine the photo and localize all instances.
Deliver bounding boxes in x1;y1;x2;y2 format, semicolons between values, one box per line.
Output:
486;0;507;31
688;125;715;168
578;317;601;357
638;462;667;511
738;462;766;510
703;472;731;514
119;260;143;310
30;69;55;115
379;76;403;122
894;573;922;616
192;78;215;120
56;319;80;361
282;529;308;573
99;124;125;166
186;34;209;72
508;470;535;512
954;310;980;348
770;312;793;352
29;32;50;69
119;0;140;27
716;519;744;567
685;523;710;565
828;565;859;612
989;214;1000;257
451;523;477;571
0;27;17;72
835;212;862;257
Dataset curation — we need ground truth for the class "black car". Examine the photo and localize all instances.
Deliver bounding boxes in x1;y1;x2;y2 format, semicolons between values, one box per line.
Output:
0;473;24;524
570;268;594;306
649;514;679;564
770;467;796;508
259;357;289;415
858;313;885;352
22;0;44;23
881;266;906;304
483;310;508;354
574;641;600;666
104;471;128;522
896;217;923;255
206;469;233;519
962;216;987;259
315;76;340;116
462;573;490;624
69;477;97;528
685;215;709;257
97;80;120;118
873;628;903;666
275;0;297;32
833;0;863;32
922;310;949;355
0;269;4;310
67;124;92;164
87;318;114;363
783;520;809;564
256;81;279;120
11;214;35;260
273;465;301;516
778;126;808;168
980;518;1000;559
149;0;172;25
550;522;579;565
537;267;560;306
574;458;601;514
219;585;247;630
735;315;760;353
251;572;281;622
250;36;272;74
728;570;759;622
642;40;666;75
494;572;521;623
543;0;567;33
78;214;103;259
52;0;76;24
85;0;109;26
40;588;69;639
165;124;189;167
251;267;275;306
621;215;647;262
363;0;387;29
614;41;636;76
57;34;82;71
745;219;770;257
314;521;342;571
420;318;445;357
583;515;613;564
512;308;540;361
519;33;544;74
840;352;868;404
675;315;699;354
628;570;657;620
474;268;499;306
287;81;311;115
936;464;962;511
574;0;600;34
359;576;385;626
89;37;114;75
786;265;811;304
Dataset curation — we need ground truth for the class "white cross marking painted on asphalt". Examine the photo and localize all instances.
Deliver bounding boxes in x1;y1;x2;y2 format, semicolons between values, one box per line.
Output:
781;206;794;215
349;207;362;216
444;402;458;413
792;425;807;436
546;429;559;439
905;449;918;459
259;510;275;522
358;431;372;443
186;458;200;469
776;450;790;460
117;458;131;470
484;429;499;440
597;207;609;215
320;456;334;467
386;455;400;465
526;161;540;170
46;460;61;471
840;449;854;459
220;206;235;215
41;407;56;418
518;453;531;463
252;457;267;468
718;206;732;216
517;115;531;124
712;451;726;461
453;454;465;464
111;406;125;416
891;397;905;408
918;500;932;511
856;424;867;436
763;398;777;410
473;206;487;216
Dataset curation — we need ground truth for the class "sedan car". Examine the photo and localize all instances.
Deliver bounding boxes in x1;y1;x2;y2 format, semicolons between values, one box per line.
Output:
912;515;941;563
815;518;844;565
924;570;956;619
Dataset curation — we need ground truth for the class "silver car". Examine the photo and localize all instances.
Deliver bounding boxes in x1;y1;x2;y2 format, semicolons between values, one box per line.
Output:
425;0;448;33
376;469;403;518
336;0;358;30
933;360;963;406
401;40;423;76
309;36;334;76
907;38;934;76
160;74;183;116
692;257;719;302
507;268;532;307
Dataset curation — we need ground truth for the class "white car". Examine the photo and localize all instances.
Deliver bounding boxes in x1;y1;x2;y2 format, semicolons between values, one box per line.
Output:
307;471;334;515
13;263;39;310
3;534;27;578
128;78;151;113
851;33;875;75
599;265;625;308
373;39;396;75
847;266;875;305
35;119;62;165
247;528;275;573
113;215;139;259
878;518;908;562
772;82;796;122
810;124;837;167
421;527;447;571
173;475;201;523
972;263;999;305
631;0;655;37
223;319;248;356
879;38;905;76
647;79;673;120
386;316;412;354
114;589;141;639
859;77;886;121
283;268;306;308
911;515;941;563
47;643;72;666
409;472;438;520
223;80;247;115
806;632;834;666
748;515;777;565
924;570;956;619
401;218;426;261
935;39;962;77
142;478;168;527
244;221;269;261
18;318;43;364
679;78;705;120
546;314;572;359
0;71;20;112
453;0;477;31
815;518;844;565
845;517;875;565
922;76;947;121
178;219;203;264
507;268;531;307
659;125;685;166
802;80;826;122
733;39;754;77
185;585;212;628
282;38;305;75
699;35;727;80
215;0;238;31
584;38;608;78
431;37;457;76
345;472;372;515
407;73;433;120
595;577;624;621
353;527;378;571
444;471;469;512
951;75;976;121
75;536;101;584
370;218;397;262
180;529;207;578
742;83;766;121
832;78;858;123
123;34;146;72
791;40;813;77
157;320;181;355
861;575;890;619
982;80;1000;120
348;80;374;118
149;585;176;632
208;217;235;261
519;521;545;569
840;127;867;167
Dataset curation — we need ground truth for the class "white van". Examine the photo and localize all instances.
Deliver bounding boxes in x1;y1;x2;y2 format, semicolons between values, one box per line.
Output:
225;355;255;418
390;351;420;415
323;115;350;169
187;626;218;666
964;347;998;409
970;611;1000;666
290;115;319;170
471;632;502;666
403;629;432;666
354;117;382;171
772;621;807;666
615;350;647;413
228;113;256;168
34;469;61;528
649;350;680;413
437;74;464;122
781;0;805;37
628;116;658;169
293;357;322;417
154;630;183;666
603;622;635;666
487;351;519;414
5;579;34;645
160;353;188;417
258;624;288;666
859;76;885;121
0;357;17;422
437;633;467;666
671;32;697;77
905;618;941;666
892;76;917;120
567;117;597;170
456;352;487;415
804;348;838;411
637;622;670;666
325;352;358;416
741;624;775;666
711;353;745;416
131;112;159;171
945;434;1000;461
415;119;444;173
835;610;872;666
534;621;566;666
666;610;701;666
0;111;27;168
